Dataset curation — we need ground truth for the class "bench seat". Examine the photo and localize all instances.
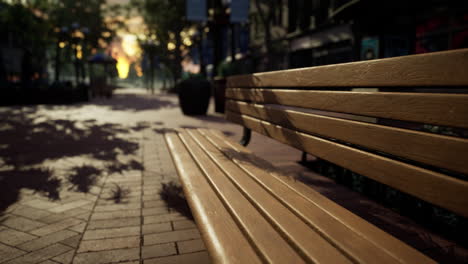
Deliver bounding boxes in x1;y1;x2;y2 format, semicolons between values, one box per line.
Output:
165;128;436;264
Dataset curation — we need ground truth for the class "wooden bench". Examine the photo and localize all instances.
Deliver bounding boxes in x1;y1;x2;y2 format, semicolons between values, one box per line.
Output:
164;49;468;263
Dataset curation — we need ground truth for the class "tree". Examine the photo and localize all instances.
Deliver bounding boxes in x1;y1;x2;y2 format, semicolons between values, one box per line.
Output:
47;0;116;83
252;0;286;71
132;0;189;83
0;0;118;85
0;1;51;84
49;0;110;49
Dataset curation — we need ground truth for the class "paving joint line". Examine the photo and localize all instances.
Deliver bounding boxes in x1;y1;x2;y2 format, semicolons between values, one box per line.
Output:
0;241;28;257
69;171;110;264
0;224;41;239
139;131;145;264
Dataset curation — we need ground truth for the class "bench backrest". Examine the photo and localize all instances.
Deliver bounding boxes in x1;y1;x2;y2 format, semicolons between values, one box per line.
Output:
225;49;468;218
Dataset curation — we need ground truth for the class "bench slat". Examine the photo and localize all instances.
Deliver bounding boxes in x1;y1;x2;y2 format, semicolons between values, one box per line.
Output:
185;129;355;264
200;128;437;264
177;131;309;263
225;112;468;218
226;100;468;175
227;49;468;88
226;88;468;128
165;133;263;264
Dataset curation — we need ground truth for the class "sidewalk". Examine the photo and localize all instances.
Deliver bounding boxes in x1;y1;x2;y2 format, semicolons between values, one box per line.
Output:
0;88;466;263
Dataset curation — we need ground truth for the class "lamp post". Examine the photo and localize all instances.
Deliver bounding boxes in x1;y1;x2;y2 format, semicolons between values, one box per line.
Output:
55;23;90;85
208;1;229;78
81;27;89;84
71;22;82;86
141;39;159;94
193;25;206;77
55;26;69;82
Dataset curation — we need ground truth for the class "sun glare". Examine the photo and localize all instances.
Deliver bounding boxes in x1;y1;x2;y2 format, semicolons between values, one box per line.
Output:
111;33;142;79
116;56;130;79
122;34;139;57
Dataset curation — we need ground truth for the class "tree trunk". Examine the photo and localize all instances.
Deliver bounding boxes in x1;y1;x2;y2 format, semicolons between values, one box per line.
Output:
254;0;274;70
174;32;182;82
149;54;154;94
55;42;61;82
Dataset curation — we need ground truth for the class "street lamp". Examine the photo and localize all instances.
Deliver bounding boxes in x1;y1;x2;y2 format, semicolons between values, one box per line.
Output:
81;27;89;83
71;22;84;86
55;26;69;82
141;39;160;93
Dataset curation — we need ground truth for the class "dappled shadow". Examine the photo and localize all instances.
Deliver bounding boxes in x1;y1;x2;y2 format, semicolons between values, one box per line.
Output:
0;117;139;165
188;114;229;124
332;197;468;263
131;122;152;132
159;181;193;220
298;159;468;262
107;160;144;175
67;165;101;193
107;183;131;204
203;131;468;262
179;126;234;137
88;93;178;112
180;125;200;130
0;168;61;212
0;106;143;213
153;128;179;134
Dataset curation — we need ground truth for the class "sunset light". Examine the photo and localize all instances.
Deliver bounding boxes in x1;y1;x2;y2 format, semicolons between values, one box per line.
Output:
122;34;139;57
2;1;467;264
110;33;142;79
116;55;130;79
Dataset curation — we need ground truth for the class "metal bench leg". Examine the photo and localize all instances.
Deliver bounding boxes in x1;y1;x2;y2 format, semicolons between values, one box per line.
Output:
240;127;251;146
301;151;308;163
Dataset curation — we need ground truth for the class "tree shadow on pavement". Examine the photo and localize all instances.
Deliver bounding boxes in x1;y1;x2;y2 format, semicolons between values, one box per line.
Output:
188;114;229;124
88;93;178;112
67;165;102;193
159;181;193;220
0;168;61;212
180;125;234;137
107;183;131;204
0;106;143;213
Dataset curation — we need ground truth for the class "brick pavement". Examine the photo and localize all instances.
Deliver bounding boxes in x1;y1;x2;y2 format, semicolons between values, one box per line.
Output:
0;88;466;263
0;91;213;263
0;125;210;263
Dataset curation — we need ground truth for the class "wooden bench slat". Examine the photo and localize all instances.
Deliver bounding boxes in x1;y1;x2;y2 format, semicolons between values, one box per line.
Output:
226;88;468;128
185;129;355;264
226;100;468;175
227;49;468;88
177;130;308;263
199;128;437;264
225;112;468;218
197;129;435;264
164;133;263;264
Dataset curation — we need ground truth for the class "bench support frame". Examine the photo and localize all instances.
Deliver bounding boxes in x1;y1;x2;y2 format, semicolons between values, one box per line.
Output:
240;127;251;146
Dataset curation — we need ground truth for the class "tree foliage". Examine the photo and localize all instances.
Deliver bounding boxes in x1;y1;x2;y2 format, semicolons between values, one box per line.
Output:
252;0;286;70
0;0;120;83
0;1;50;50
49;0;109;48
0;0;116;52
131;0;189;81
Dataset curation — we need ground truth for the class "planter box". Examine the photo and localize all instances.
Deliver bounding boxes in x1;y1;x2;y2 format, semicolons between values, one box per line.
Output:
178;78;212;116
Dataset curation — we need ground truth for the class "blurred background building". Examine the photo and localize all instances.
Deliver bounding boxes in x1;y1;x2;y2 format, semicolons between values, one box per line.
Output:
1;0;468;101
244;0;468;72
